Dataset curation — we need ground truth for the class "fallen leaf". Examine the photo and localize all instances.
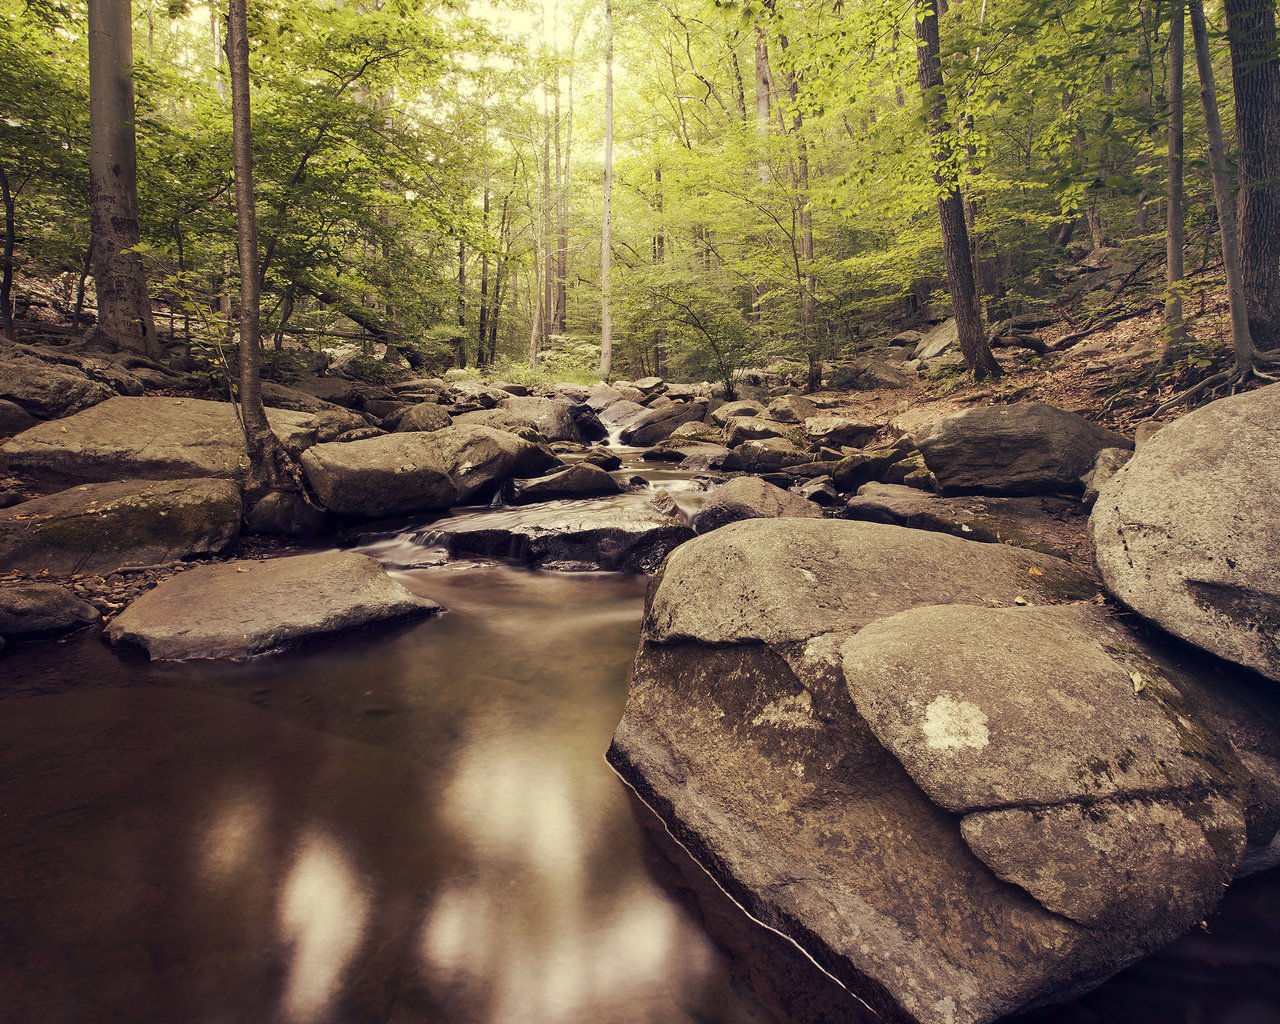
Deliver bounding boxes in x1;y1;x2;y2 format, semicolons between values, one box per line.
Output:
1027;566;1044;577
1131;671;1146;694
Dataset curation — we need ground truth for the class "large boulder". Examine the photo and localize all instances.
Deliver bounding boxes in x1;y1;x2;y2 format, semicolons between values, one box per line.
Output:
105;551;440;660
1092;384;1280;683
724;436;813;473
916;402;1131;496
508;463;622;503
722;416;795;448
0;354;116;419
428;425;560;503
912;317;958;360
300;434;457;520
0;584;100;640
802;415;877;448
450;408;545;441
826;357;912;391
710;400;766;426
619;400;709;447
393;403;452;433
420;502;693;572
766;395;819;424
0;478;242;575
497;396;583;443
0;399;36;437
0;397;319;490
693;476;821;534
609;520;1266;1024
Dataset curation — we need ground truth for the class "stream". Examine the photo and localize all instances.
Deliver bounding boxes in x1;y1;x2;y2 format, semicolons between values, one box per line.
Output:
1;447;1279;1024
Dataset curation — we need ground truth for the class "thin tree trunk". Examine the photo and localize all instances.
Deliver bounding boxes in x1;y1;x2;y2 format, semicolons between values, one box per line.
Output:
456;240;467;369
1190;0;1257;370
599;0;614;378
915;0;1000;379
1224;0;1280;349
227;0;299;504
0;167;15;336
72;245;91;330
1164;0;1190;363
478;169;491;364
87;0;160;358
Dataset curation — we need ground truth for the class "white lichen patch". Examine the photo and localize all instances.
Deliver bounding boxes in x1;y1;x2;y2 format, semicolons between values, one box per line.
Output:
751;691;820;730
921;695;990;752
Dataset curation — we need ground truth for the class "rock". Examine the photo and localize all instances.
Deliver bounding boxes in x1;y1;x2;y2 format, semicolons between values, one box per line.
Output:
243;489;329;539
766;395;819;423
666;421;722;444
632;376;668;397
451;408;545;441
0;399;36;436
912;317;958;360
619;400;709;447
443;381;509;409
1091;384;1280;684
290;377;366;408
582;448;623;471
709;400;766;426
300;434;457;519
1081;446;1132;505
606;522;1253;1024
845;483;1087;561
0;397;319;489
394;403;452;433
881;451;936;490
431;425;560;503
0;354;116;419
832;446;911;492
585;385;629;411
105;551;440;661
492;380;530;396
509;463;622;503
419;503;693;573
0;479;242;574
722;416;795;448
724;436;813;473
797;476;840;506
362;398;408;422
567;403;607;442
802;415;877;448
677;445;733;472
336;426;386;442
890;329;924;347
693;477;821;534
307;408;371;443
597;399;648;428
497;396;583;443
916;402;1132;496
826;357;913;391
0;584;100;640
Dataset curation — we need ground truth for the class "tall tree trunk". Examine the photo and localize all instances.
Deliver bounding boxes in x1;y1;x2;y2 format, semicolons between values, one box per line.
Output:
227;0;302;508
456;240;467;369
0;167;15;336
542;117;554;343
753;26;772;184
478;168;491;364
87;0;160;358
1164;0;1190;363
1190;0;1257;370
914;0;1000;380
599;0;614;379
1225;0;1280;349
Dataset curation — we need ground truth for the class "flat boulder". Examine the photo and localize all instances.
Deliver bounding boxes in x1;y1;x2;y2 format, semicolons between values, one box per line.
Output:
0;584;100;641
300;434;457;520
802;415;877;448
0;354;116;419
508;463;621;503
916;402;1131;495
497;396;583;442
1092;384;1280;683
710;400;766;426
765;395;818;423
450;408;544;441
723;436;813;473
420;502;693;573
619;400;709;447
0;399;36;437
0;397;319;489
912;317;959;360
105;551;440;661
722;416;794;448
693;476;820;534
394;403;452;433
0;478;242;575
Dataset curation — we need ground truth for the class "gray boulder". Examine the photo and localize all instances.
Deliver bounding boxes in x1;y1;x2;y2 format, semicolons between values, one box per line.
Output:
1092;384;1280;683
724;436;813;473
105;551;440;661
0;478;242;575
509;463;622;503
597;399;648;428
0;354;116;419
802;415;877;448
693;476;821;534
497;396;583;442
722;416;795;448
0;397;319;489
451;408;545;441
916;402;1131;495
619;400;709;447
0;399;36;436
420;502;693;572
632;376;667;397
429;425;560;503
1081;446;1132;505
826;357;912;391
710;399;766;426
0;584;100;640
766;395;819;423
300;434;457;519
912;317;959;360
394;403;452;433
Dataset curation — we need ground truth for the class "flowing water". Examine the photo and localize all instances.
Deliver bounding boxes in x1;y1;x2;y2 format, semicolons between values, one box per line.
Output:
1;448;1278;1024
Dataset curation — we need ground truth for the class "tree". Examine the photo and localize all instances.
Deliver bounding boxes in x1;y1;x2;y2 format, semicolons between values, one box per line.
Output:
87;0;160;358
1224;0;1280;350
913;0;1000;380
600;0;615;378
1163;0;1189;363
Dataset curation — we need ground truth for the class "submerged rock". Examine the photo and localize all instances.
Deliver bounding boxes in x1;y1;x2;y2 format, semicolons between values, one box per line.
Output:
1092;384;1280;683
0;478;242;574
609;519;1265;1024
105;551;439;661
421;501;693;573
0;584;100;641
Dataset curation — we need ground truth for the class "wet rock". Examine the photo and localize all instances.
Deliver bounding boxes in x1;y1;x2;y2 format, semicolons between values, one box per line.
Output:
497;396;583;443
619;400;709;447
845;482;1087;561
0;354;116;419
567;402;607;441
509;463;622;503
916;402;1131;496
0;583;100;640
693;477;821;534
300;434;457;519
0;478;242;574
394;403;452;433
0;397;319;489
1092;384;1280;683
802;415;877;448
765;395;818;424
105;551;440;661
420;502;693;573
1081;447;1132;505
582;448;623;471
0;399;36;436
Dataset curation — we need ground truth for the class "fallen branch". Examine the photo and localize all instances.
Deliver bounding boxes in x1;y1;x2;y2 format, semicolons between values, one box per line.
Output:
1049;303;1160;352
